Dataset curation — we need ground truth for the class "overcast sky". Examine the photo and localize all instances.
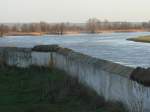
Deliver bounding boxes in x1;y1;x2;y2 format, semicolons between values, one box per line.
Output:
0;0;150;23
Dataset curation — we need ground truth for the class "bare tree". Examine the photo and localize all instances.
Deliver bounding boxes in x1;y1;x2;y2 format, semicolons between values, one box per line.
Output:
1;19;150;36
21;24;29;32
59;23;65;35
40;21;50;32
0;25;3;37
12;25;19;32
0;24;9;37
86;18;100;33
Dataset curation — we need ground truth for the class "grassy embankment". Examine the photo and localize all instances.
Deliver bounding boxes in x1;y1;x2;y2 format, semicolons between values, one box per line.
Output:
0;66;127;112
127;36;150;43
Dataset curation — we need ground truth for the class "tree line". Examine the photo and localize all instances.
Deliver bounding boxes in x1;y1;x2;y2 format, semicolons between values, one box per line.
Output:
0;18;150;37
86;18;150;33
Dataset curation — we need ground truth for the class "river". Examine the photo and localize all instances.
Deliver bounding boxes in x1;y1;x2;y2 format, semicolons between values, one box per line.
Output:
0;32;150;68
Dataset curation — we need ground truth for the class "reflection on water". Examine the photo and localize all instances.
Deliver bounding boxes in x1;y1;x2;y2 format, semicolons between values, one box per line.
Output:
1;32;150;68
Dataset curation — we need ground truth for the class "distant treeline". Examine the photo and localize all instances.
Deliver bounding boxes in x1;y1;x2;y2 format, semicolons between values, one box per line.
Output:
0;18;150;36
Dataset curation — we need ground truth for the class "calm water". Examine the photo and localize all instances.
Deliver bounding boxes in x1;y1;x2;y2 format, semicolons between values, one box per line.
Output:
1;32;150;68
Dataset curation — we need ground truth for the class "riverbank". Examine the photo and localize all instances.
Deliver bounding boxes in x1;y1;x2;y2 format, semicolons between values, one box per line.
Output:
5;32;44;36
127;35;150;43
0;66;126;112
1;29;149;37
3;31;81;36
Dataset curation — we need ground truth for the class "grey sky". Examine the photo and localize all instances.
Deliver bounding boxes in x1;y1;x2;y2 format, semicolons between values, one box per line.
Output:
0;0;150;23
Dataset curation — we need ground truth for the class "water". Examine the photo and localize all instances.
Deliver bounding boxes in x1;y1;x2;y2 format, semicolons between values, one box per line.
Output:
1;32;150;68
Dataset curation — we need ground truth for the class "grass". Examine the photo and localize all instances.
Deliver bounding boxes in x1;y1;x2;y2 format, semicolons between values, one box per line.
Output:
127;35;150;43
0;66;127;112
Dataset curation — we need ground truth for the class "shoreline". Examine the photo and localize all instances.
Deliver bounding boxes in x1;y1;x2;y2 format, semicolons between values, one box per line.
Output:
127;36;150;43
1;29;149;37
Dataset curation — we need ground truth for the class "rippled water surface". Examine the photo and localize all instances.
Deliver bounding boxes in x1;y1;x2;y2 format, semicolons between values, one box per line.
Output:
1;32;150;68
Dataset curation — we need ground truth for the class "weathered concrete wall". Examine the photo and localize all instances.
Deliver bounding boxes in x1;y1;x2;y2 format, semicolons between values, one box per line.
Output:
0;45;150;112
51;50;148;112
0;47;32;67
32;52;52;66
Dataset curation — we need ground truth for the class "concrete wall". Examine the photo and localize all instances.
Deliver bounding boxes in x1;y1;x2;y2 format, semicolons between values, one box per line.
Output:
0;47;32;67
0;45;150;112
